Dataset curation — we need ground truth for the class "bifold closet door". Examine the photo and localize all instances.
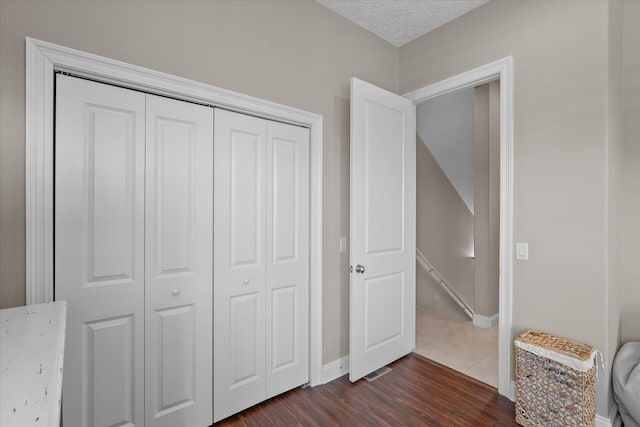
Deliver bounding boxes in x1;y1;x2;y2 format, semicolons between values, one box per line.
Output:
213;109;309;422
56;75;146;427
56;74;213;427
145;95;213;427
213;110;267;422
265;121;309;398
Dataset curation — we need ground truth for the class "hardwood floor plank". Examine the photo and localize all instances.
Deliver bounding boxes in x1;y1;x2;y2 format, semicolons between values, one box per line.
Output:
214;353;518;426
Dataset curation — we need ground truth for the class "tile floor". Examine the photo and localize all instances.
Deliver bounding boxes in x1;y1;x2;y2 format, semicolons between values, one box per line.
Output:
414;306;499;388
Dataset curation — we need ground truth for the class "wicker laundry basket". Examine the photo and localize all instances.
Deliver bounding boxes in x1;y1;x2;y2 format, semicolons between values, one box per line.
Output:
515;330;598;427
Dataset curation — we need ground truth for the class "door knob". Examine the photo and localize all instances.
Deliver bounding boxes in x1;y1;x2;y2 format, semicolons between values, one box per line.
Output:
355;264;365;274
243;278;250;285
172;289;181;296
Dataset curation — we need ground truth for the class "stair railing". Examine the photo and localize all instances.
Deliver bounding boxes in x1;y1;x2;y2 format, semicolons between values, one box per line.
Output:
416;249;474;320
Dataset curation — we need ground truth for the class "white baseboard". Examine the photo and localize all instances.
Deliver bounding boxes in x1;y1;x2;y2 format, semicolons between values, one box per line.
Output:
322;356;349;384
595;403;619;427
595;414;612;427
610;411;621;427
473;313;499;329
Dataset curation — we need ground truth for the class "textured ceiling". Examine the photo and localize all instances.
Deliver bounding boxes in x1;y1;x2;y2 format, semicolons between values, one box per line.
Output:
316;0;490;47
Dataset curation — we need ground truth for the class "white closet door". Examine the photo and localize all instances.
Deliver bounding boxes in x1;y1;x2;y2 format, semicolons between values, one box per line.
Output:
213;109;267;422
265;121;310;398
145;95;213;427
55;75;146;427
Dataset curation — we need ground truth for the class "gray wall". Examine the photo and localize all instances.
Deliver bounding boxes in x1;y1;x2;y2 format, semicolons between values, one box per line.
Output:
473;81;500;318
416;264;469;321
0;0;399;365
621;0;640;344
606;1;623;415
416;135;475;315
416;88;475;213
400;0;622;415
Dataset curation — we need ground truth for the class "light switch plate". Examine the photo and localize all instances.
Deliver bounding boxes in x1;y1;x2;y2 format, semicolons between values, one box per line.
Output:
516;242;529;260
339;237;347;252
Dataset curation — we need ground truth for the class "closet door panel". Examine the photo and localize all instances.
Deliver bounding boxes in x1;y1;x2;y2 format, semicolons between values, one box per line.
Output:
154;119;193;275
85;315;136;427
145;94;213;427
214;109;267;422
229;292;261;384
153;305;196;416
230;133;262;267
55;75;145;427
265;122;310;398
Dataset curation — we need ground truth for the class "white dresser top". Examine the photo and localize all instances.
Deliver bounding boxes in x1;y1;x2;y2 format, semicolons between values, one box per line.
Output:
1;301;67;427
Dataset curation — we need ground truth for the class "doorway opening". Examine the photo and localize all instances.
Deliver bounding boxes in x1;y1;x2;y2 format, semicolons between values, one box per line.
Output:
413;80;500;388
348;57;513;398
402;57;514;398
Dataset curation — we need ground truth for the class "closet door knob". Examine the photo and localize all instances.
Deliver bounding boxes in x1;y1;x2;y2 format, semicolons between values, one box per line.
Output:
243;279;250;285
172;289;181;296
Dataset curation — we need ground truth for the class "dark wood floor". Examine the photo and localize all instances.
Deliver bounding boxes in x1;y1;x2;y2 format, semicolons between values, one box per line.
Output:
214;353;518;426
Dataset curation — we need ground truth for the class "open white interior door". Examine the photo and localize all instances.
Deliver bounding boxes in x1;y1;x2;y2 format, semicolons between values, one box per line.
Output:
349;77;416;382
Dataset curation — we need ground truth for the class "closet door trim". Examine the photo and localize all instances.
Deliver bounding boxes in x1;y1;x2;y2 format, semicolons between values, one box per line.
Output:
26;37;323;387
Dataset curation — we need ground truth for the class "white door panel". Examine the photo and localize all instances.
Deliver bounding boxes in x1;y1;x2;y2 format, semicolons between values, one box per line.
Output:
154;305;196;414
349;77;416;382
266;121;309;398
364;273;404;349
55;75;145;427
214;109;267;422
85;315;136;427
229;292;261;384
145;94;213;427
364;101;406;254
214;111;310;420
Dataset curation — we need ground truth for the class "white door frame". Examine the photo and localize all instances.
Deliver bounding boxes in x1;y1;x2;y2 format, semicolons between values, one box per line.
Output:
403;56;515;399
25;37;324;387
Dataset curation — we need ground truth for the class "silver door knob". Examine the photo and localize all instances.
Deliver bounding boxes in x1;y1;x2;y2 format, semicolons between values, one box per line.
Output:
355;264;365;274
172;289;181;296
243;278;250;285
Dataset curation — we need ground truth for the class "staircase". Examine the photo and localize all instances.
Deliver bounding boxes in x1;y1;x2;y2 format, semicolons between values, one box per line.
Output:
416;249;474;320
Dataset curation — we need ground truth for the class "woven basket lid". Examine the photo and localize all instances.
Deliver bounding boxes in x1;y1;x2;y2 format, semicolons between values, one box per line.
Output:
516;329;595;362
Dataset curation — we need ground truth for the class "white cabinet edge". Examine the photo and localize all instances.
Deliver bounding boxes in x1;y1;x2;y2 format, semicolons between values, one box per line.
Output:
1;301;67;427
